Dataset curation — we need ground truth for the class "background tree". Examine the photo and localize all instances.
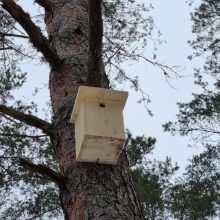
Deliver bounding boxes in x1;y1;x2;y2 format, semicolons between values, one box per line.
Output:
164;0;220;145
168;146;220;219
126;131;179;220
164;0;220;218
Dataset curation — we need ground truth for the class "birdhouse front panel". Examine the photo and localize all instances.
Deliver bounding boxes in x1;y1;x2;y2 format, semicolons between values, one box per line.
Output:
84;98;125;139
70;86;128;165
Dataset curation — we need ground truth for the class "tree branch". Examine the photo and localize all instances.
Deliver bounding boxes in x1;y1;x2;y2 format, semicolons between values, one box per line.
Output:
0;133;47;138
0;32;29;39
0;104;53;136
34;0;51;11
1;0;62;70
4;41;34;58
87;0;103;87
0;47;13;51
19;158;66;189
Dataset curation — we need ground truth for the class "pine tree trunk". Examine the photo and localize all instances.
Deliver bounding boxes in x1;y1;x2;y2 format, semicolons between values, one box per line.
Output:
47;1;144;219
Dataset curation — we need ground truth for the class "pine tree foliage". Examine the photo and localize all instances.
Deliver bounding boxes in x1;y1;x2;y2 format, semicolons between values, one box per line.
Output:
124;131;220;219
0;5;61;218
125;131;179;219
102;0;178;99
163;82;220;146
0;8;27;104
188;0;220;77
0;101;61;219
168;145;220;219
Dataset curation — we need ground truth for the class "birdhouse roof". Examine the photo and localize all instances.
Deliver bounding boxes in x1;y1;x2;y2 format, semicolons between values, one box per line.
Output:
70;86;128;123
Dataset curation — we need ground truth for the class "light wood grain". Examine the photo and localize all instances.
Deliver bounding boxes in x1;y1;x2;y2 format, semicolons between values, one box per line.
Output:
70;86;128;165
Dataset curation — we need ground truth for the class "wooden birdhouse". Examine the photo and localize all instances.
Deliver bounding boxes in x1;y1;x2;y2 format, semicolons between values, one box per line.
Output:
70;86;128;165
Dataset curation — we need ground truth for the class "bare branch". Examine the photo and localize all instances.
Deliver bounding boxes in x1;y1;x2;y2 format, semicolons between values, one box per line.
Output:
104;45;122;66
0;32;29;39
0;104;53;136
0;133;47;138
87;0;103;87
34;0;51;11
1;0;62;70
0;47;13;51
4;41;34;58
19;158;66;189
109;61;152;114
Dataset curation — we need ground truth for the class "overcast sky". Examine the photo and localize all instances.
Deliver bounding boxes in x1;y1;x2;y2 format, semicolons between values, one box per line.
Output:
123;0;204;173
15;0;205;174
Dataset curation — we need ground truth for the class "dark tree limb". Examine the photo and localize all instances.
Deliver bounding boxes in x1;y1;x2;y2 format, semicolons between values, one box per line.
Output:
0;104;53;136
0;133;47;138
0;32;29;39
0;47;13;51
34;0;51;11
87;0;103;87
1;0;62;70
19;158;66;189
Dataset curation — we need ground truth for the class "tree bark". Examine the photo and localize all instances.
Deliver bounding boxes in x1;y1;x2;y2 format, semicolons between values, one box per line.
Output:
87;0;103;87
47;0;144;219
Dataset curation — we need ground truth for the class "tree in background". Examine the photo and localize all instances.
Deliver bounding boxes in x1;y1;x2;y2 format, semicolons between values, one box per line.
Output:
168;145;220;219
0;0;176;219
164;0;220;218
164;0;220;145
126;131;179;220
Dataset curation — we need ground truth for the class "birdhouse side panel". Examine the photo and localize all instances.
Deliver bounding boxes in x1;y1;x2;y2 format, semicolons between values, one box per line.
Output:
75;102;86;159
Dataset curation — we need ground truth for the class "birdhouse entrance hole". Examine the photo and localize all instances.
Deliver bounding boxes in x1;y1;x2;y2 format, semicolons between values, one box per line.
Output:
99;103;105;108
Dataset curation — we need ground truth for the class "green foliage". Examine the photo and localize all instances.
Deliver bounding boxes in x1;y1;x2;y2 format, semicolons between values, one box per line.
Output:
132;168;164;219
125;131;179;219
0;101;60;219
0;184;61;220
188;0;220;77
126;130;156;167
131;159;179;220
168;145;220;219
0;9;27;104
163;88;220;146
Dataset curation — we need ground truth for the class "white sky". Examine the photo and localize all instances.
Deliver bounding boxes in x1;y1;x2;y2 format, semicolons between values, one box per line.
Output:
16;0;204;174
123;0;204;173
